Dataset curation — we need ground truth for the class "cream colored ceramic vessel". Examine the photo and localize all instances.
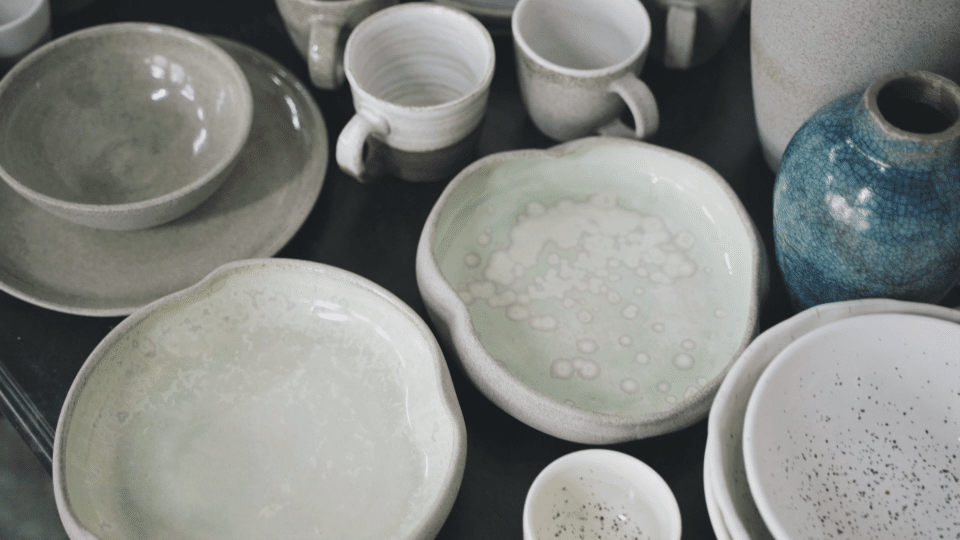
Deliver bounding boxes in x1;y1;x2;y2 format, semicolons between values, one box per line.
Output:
274;0;396;89
512;0;658;142
0;36;327;317
417;137;766;444
0;23;253;230
53;259;466;540
336;3;494;182
705;299;960;540
751;0;960;171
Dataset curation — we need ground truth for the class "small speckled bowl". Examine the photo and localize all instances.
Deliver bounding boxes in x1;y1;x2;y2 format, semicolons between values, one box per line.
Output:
0;23;253;230
523;449;681;540
416;136;766;443
743;312;960;540
53;259;466;540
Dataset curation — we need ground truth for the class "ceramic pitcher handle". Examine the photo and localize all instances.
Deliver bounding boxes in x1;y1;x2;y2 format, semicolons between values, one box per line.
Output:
663;4;697;69
597;74;659;140
307;18;345;90
336;110;390;182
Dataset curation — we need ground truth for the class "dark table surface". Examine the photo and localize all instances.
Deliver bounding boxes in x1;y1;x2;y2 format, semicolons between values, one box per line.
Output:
0;1;890;538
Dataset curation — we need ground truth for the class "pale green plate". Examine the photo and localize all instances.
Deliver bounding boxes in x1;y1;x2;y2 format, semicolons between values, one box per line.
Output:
54;259;465;540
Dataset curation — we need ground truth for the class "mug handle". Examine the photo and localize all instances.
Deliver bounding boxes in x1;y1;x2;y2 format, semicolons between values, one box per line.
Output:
307;18;345;90
336;110;390;182
663;4;697;70
597;74;660;140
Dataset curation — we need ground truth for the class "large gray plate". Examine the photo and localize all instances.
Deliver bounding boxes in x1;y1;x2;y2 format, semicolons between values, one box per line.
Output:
0;37;328;316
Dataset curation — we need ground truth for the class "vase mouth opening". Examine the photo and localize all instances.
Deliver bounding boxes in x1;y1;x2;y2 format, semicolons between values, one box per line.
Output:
867;71;960;140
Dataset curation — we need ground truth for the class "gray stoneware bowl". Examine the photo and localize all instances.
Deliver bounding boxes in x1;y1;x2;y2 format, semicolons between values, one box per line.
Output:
0;22;253;231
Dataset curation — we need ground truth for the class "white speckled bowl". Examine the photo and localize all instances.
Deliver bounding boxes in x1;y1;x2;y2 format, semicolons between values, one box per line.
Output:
705;299;960;540
416;136;766;443
0;23;253;230
53;259;466;540
743;312;960;540
523;449;681;540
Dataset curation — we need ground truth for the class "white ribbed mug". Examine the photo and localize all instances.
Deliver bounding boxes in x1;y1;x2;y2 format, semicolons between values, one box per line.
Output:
335;3;495;182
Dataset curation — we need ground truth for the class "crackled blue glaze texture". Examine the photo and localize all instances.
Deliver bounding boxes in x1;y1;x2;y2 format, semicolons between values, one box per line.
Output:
774;71;960;309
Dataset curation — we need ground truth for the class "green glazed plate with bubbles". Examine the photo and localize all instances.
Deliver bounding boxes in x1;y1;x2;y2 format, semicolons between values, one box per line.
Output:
416;137;767;444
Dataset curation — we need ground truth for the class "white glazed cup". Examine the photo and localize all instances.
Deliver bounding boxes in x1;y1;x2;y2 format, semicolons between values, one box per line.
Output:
523;449;682;540
643;0;749;70
336;3;495;182
512;0;659;142
0;0;50;71
274;0;397;90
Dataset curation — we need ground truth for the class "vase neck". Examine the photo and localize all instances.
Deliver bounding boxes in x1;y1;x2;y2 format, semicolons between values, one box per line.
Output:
853;70;960;167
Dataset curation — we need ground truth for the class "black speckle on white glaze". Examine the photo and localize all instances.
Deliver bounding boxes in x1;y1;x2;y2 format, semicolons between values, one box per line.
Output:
745;314;960;538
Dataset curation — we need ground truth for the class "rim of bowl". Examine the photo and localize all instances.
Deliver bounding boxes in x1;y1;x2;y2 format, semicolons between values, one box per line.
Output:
705;298;960;540
416;136;766;444
52;258;467;540
0;0;48;32
0;22;254;219
703;439;734;540
343;2;495;113
522;449;682;540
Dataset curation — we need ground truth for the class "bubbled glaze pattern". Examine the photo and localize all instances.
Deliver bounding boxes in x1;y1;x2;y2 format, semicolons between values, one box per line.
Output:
417;137;765;444
774;71;960;310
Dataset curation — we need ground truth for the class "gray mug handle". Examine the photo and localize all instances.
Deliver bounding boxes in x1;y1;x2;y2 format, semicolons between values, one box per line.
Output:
307;18;345;89
663;4;697;69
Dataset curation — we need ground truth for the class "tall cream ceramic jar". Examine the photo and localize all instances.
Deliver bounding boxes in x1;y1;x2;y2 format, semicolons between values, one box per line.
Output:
751;0;960;171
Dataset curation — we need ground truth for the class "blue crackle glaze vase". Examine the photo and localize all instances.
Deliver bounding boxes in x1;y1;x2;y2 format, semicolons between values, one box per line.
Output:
774;70;960;310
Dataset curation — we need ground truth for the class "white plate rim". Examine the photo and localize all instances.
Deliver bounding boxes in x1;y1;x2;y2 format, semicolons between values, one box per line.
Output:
703;438;733;540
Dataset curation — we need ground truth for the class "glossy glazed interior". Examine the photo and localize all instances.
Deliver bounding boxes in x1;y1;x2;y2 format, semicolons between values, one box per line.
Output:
431;141;756;419
0;24;250;206
56;260;464;539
